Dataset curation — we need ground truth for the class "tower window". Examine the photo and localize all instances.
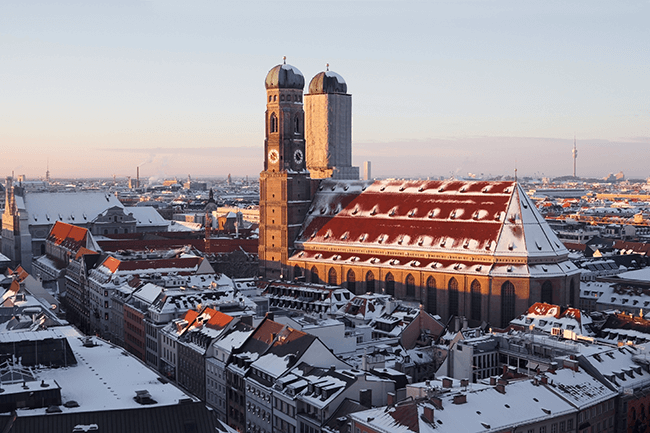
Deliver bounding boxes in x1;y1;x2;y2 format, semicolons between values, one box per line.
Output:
280;95;285;101
270;113;278;133
294;116;300;133
269;96;272;102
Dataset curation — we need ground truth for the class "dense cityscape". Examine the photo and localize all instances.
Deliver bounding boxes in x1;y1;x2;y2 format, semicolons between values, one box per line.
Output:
3;2;650;433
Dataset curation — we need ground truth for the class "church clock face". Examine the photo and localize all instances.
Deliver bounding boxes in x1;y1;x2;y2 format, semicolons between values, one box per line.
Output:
268;149;279;164
293;149;304;165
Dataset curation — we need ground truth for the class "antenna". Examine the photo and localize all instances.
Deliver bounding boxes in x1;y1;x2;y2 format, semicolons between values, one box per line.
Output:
572;135;578;178
326;63;329;71
283;56;286;65
514;160;518;182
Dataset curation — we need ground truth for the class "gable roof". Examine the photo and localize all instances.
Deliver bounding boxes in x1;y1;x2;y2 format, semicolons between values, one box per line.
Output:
22;191;124;226
293;179;568;262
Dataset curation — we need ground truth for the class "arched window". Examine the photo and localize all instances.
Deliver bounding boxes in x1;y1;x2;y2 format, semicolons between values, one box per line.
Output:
294;116;300;133
270;113;278;133
40;244;46;255
541;280;553;304
293;265;302;281
366;271;375;293
569;279;576;307
104;229;108;235
385;273;395;296
114;229;118;234
328;267;337;285
470;280;481;321
426;277;437;314
501;281;516;327
406;274;415;298
448;278;459;318
311;266;319;284
347;269;356;294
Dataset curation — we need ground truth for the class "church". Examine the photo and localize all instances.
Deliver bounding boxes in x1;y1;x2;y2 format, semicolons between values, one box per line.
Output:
258;60;580;327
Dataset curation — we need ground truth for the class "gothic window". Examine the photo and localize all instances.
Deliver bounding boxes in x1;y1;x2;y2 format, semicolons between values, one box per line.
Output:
366;271;375;293
569;279;576;307
501;281;516;327
294;116;300;133
385;273;395;296
471;280;481;321
270;113;278;133
448;278;459;317
426;277;437;314
293;265;302;280
406;274;415;298
311;267;319;284
347;269;356;294
269;95;272;103
328;268;337;285
541;280;553;304
40;244;45;255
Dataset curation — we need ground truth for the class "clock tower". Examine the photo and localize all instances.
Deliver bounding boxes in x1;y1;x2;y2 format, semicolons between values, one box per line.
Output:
259;59;312;280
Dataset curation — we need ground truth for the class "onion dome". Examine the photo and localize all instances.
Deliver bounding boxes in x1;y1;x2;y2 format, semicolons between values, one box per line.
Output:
265;59;304;90
308;66;347;94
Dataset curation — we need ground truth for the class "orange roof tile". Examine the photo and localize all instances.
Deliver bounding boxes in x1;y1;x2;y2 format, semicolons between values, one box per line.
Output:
206;311;234;330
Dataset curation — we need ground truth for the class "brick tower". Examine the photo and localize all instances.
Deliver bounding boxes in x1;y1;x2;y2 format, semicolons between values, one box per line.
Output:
259;59;312;280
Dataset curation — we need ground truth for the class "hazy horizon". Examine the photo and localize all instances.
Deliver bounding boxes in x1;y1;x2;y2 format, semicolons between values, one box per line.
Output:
2;1;648;180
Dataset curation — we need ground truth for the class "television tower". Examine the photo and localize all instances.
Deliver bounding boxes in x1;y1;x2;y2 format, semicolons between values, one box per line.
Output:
572;135;577;178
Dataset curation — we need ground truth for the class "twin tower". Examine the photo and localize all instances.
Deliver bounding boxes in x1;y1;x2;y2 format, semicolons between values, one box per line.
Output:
259;60;359;279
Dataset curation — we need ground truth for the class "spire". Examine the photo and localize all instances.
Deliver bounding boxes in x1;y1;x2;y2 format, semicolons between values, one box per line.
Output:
326;63;329;71
283;56;286;65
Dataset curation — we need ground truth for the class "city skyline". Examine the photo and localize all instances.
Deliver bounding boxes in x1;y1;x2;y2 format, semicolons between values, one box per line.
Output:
2;1;648;179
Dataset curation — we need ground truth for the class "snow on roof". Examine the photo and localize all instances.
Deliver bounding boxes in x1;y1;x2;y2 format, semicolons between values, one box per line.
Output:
353;378;576;433
582;344;650;390
124;206;169;227
545;368;617;408
324;70;346;83
616;267;650;282
23;191;123;226
4;327;194;416
292;179;573;270
133;283;164;305
510;303;593;336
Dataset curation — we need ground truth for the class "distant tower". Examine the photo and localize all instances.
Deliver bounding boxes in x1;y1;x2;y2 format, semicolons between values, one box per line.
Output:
45;160;50;183
363;161;372;180
305;65;359;179
259;59;311;280
572;135;578;178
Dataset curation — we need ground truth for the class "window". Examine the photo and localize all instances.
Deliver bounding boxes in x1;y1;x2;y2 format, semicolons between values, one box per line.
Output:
270;113;278;133
539;427;546;433
426;277;437;314
328;267;337;285
501;281;516;327
541;280;553;304
346;269;357;294
405;274;415;298
385;273;395;296
311;267;319;284
366;271;375;293
294;116;300;133
471;279;481;321
448;278;459;317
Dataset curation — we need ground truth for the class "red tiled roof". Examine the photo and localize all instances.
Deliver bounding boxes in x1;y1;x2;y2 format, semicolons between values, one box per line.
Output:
100;256;202;274
48;221;89;252
8;266;29;282
251;319;285;345
206;310;234;330
292;179;568;264
75;247;100;260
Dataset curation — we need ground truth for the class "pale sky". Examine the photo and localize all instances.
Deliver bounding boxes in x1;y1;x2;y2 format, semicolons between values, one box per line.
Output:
1;1;648;181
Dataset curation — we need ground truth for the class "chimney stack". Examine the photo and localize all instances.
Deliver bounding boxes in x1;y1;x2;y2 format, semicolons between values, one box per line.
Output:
423;406;434;423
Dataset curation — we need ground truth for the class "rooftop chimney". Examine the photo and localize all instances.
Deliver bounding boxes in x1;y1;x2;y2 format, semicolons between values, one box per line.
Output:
442;378;453;389
387;392;395;406
423;406;434;423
